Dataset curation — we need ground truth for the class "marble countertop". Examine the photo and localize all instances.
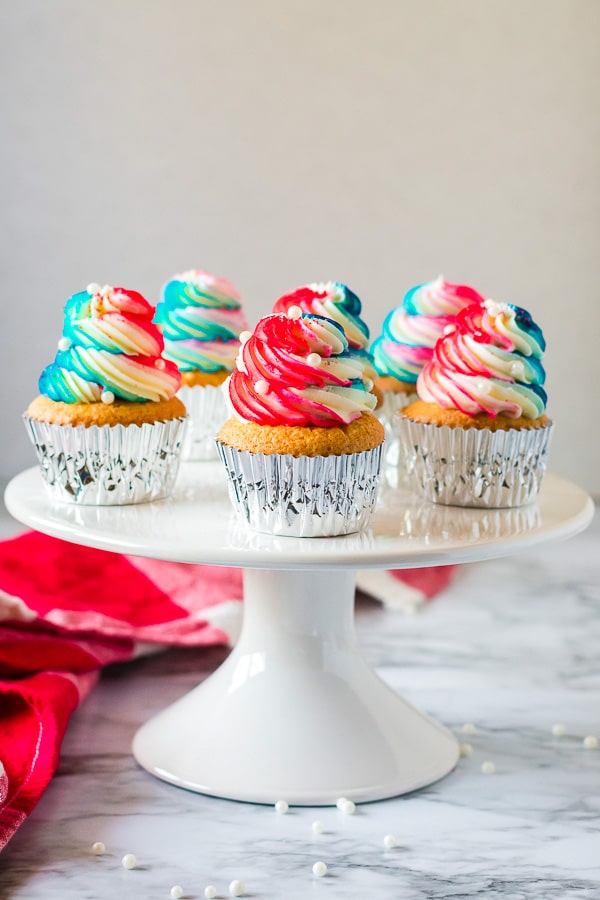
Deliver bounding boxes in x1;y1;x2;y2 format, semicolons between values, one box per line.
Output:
0;509;599;899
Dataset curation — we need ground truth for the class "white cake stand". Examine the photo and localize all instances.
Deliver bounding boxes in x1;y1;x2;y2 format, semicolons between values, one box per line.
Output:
4;464;594;805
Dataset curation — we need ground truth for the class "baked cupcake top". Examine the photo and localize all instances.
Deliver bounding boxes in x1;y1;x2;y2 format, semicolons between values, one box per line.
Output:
272;282;370;351
38;283;181;404
155;269;247;374
372;276;485;385
417;299;547;419
227;308;378;427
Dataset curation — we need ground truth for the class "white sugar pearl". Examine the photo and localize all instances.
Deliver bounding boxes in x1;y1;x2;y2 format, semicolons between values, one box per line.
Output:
383;834;397;849
87;283;101;295
275;799;289;814
57;337;72;352
583;735;598;750
481;761;496;775
443;324;456;335
170;887;184;899
462;723;477;735
287;305;303;320
254;379;270;395
335;797;348;810
239;330;252;344
155;358;166;369
121;853;137;870
204;887;217;899
306;353;321;366
312;861;327;877
91;841;106;855
552;723;566;737
341;799;356;815
229;880;245;896
311;820;325;835
460;742;473;757
101;390;115;405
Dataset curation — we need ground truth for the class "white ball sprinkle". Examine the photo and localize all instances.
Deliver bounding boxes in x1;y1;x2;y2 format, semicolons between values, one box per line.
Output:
87;283;101;295
229;880;245;897
254;379;270;395
155;358;166;369
459;742;473;757
57;337;72;352
91;841;106;855
204;887;217;899
552;723;566;737
462;723;477;735
170;887;184;900
311;820;325;835
312;861;327;878
306;352;321;367
383;834;397;849
335;797;348;810
583;735;598;750
287;305;303;320
481;761;496;775
443;324;456;335
275;799;289;814
121;853;137;870
239;330;252;344
341;799;356;815
101;390;115;405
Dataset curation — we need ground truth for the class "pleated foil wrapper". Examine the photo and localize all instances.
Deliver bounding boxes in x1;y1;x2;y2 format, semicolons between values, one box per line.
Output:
377;389;418;469
216;442;384;537
178;384;229;461
397;417;553;508
23;414;186;505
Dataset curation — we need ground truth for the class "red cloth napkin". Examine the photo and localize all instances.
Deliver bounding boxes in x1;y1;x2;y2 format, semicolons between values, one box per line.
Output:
0;531;456;851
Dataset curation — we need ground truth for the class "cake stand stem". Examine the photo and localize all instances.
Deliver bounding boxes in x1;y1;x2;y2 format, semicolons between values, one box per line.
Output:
132;566;459;804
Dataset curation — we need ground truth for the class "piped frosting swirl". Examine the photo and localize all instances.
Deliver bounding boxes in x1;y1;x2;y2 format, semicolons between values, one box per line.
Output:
227;310;377;427
417;299;547;418
155;269;247;373
39;284;181;403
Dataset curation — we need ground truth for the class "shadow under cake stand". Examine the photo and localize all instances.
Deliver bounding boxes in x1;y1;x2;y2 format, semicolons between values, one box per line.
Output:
4;464;594;805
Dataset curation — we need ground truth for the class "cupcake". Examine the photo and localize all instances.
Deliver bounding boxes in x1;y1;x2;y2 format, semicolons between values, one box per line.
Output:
25;283;186;505
371;277;485;436
216;307;385;536
155;269;248;459
397;299;552;507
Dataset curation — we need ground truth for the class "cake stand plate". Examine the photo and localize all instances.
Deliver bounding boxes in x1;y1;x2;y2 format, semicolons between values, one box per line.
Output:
4;465;594;804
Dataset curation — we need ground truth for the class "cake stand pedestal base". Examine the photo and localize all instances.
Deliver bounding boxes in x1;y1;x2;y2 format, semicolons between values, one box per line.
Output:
132;568;459;804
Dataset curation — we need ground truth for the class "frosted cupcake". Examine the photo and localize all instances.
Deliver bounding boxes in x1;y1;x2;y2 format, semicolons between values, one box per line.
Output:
397;299;552;507
155;270;248;459
25;284;186;504
216;307;384;536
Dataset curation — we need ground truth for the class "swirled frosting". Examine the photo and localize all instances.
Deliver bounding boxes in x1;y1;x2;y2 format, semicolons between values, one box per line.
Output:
372;277;485;384
273;282;370;350
417;300;547;418
155;269;247;373
227;311;377;427
39;284;181;403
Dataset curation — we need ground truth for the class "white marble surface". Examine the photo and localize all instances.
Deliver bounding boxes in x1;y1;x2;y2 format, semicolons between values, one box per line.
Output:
0;508;599;899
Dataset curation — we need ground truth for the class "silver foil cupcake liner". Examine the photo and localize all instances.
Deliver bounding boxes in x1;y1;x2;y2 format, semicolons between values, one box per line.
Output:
216;442;384;537
178;383;229;461
377;389;418;469
397;417;553;508
23;414;186;505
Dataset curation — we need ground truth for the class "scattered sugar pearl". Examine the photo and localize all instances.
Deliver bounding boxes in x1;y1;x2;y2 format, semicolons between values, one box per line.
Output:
229;879;245;896
306;352;321;367
335;797;348;810
583;735;598;750
287;305;303;320
170;887;184;900
255;379;270;395
311;820;325;835
239;330;252;344
57;337;72;352
341;799;356;815
275;799;289;814
312;861;327;878
204;887;217;899
91;841;106;856
155;358;166;370
462;723;477;735
383;834;397;849
552;723;566;737
481;761;496;775
121;853;137;870
87;283;101;295
442;324;456;335
101;390;115;405
460;742;473;757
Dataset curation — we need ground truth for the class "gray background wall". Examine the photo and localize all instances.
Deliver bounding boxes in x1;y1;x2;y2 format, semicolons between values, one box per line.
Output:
1;0;599;493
